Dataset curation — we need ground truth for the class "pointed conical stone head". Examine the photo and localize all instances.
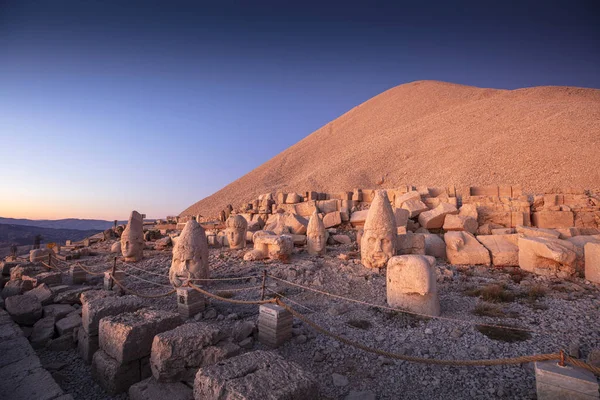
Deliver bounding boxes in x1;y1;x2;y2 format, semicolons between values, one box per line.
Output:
169;219;209;287
121;210;144;262
225;214;248;249
361;190;397;268
307;210;327;256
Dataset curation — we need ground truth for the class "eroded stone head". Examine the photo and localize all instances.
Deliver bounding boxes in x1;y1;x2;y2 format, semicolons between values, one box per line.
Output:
169;219;209;287
121;210;144;262
225;214;248;249
307;210;327;256
361;190;397;268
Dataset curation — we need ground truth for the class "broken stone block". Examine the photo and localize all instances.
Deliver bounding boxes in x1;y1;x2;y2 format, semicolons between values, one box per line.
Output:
285;193;302;204
316;200;338;214
323;211;342;228
34;272;62;286
99;308;181;363
394;191;421;208
1;261;20;276
54;286;94;304
443;214;478;234
387;255;440;316
393;208;409;228
566;235;600;275
78;326;99;364
251;234;294;262
295;201;317;217
151;322;233;382
349;210;369;228
458;204;478;219
422;234;447;260
491;228;515;235
516;225;561;239
5;294;42;325
82;295;144;335
43;304;75;320
585;242;600;284
55;313;82;336
396;232;426;255
30;248;51;262
535;360;599;400
418;203;458;229
401;199;429;218
30;316;56;348
476;234;519;267
2;279;35;299
532;211;574;229
25;283;54;306
194;351;318;400
129;377;193;400
444;231;491;266
332;234;352;245
92;349;141;395
518;237;577;277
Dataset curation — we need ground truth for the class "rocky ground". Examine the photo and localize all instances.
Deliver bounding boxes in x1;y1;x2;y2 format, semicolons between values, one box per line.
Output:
39;237;600;400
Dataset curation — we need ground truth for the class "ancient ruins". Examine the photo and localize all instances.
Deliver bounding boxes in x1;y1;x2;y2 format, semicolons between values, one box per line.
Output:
1;184;600;400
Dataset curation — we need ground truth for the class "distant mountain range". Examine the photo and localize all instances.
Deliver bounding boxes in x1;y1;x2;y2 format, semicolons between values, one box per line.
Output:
0;217;126;231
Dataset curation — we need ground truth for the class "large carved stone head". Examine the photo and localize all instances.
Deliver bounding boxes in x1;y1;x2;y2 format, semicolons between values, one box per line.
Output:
307;210;327;256
361;190;397;269
169;219;209;287
121;210;144;262
225;214;248;249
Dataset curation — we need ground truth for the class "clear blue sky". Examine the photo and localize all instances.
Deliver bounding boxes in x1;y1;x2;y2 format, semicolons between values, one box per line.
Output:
1;0;598;220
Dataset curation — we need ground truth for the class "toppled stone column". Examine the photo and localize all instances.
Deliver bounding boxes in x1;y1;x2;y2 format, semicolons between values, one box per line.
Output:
121;211;145;262
361;190;397;269
169;220;209;287
387;255;440;316
225;214;248;250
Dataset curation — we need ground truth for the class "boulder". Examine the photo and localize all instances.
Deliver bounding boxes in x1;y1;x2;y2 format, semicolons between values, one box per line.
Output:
394;191;421;208
349;210;369;228
418;203;458;229
518;236;577;277
194;350;318;400
323;211;342;228
33;272;62;286
285;193;302;204
5;294;43;325
110;242;121;254
387;255;440;316
332;234;352;245
458;204;478;219
30;249;51;263
43;304;76;319
476;234;519;267
444;231;491;265
56;313;82;336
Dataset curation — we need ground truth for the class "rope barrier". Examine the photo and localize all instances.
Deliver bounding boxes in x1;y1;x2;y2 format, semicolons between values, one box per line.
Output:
110;274;177;299
268;274;538;334
119;260;259;282
275;298;562;368
120;269;177;288
217;285;263;293
73;262;109;276
265;288;318;313
187;282;276;305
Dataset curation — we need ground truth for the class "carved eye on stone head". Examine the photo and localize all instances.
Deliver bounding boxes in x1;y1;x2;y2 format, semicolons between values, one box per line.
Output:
368;237;376;244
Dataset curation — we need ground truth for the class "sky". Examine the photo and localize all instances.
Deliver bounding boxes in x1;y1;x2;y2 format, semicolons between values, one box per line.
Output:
0;0;599;220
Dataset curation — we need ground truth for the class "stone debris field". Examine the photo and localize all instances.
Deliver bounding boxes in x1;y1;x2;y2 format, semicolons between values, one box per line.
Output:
2;184;600;400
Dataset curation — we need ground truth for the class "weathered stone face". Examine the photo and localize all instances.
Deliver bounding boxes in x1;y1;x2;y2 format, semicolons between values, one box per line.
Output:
225;215;248;249
121;211;144;262
306;211;327;256
169;220;209;287
361;190;397;268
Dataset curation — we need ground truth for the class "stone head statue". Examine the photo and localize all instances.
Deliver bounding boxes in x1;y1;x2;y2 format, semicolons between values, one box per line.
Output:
169;219;209;287
307;210;327;256
361;190;397;268
121;210;144;262
225;214;248;249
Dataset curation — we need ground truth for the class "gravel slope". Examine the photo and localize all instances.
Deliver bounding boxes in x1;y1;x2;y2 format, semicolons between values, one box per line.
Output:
181;80;600;218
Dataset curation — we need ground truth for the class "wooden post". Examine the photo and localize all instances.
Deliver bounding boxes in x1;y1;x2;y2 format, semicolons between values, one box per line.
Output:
109;257;117;290
260;269;267;301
